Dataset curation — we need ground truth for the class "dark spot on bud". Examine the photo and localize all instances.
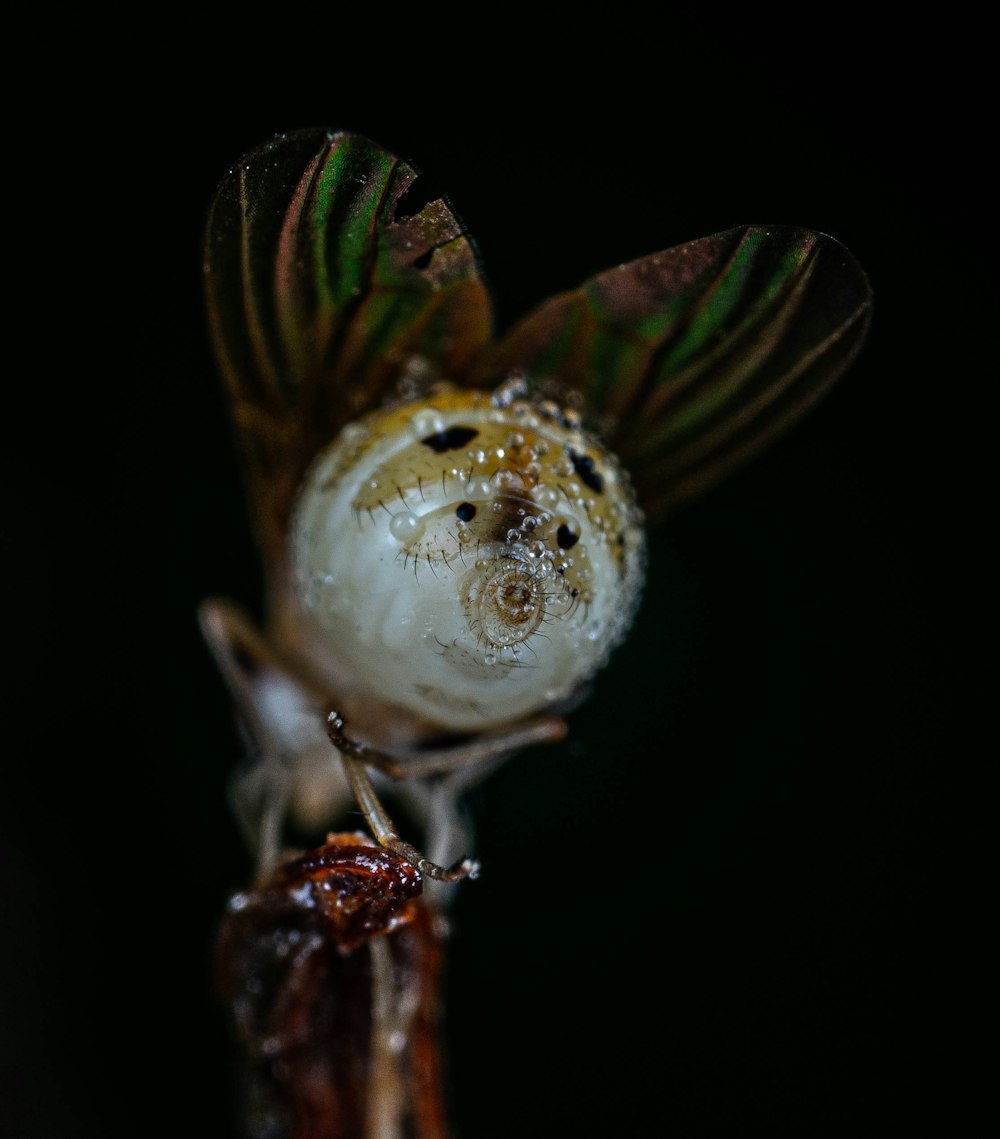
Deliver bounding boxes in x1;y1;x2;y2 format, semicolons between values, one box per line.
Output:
556;524;579;549
422;425;479;453
456;502;477;522
570;451;604;494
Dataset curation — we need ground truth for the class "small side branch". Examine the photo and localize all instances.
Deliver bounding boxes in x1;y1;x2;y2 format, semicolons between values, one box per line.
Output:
328;710;568;780
329;714;480;882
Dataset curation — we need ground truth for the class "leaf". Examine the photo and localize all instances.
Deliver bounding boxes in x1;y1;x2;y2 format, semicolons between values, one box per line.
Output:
475;225;872;523
203;128;493;585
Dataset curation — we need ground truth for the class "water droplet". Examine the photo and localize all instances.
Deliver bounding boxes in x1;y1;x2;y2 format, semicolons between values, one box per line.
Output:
464;475;494;501
534;484;559;507
491;374;527;407
484;652;497;665
410;408;446;437
389;511;423;542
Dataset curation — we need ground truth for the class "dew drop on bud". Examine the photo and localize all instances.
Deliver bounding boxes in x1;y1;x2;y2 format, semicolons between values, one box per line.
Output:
409;408;446;437
389;511;424;542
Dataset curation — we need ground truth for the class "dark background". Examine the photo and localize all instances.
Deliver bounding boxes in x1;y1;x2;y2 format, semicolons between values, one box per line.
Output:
3;13;984;1137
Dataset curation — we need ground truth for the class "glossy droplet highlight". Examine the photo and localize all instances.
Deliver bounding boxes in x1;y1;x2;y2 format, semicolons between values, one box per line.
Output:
409;408;446;438
389;511;424;542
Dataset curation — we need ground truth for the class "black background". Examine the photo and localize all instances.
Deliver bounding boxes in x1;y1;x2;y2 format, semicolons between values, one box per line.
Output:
3;13;985;1137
